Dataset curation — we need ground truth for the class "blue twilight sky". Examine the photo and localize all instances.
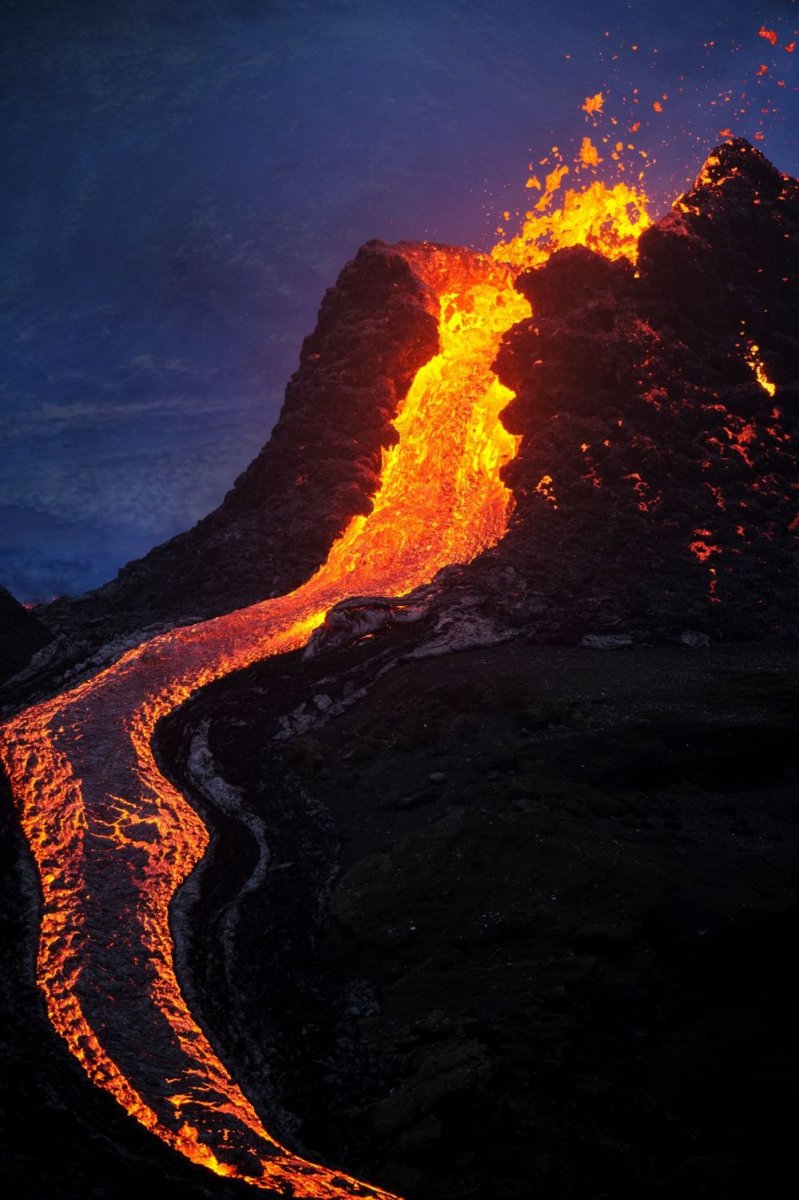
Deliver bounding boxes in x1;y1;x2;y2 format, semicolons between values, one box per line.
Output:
1;0;797;601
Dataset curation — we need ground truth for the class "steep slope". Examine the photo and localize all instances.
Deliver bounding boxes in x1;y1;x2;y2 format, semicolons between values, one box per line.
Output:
36;242;441;645
145;142;799;1200
0;240;526;1196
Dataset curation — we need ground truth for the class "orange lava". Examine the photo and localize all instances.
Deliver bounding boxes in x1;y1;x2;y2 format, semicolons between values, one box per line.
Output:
0;181;651;1196
745;342;777;396
492;170;651;272
582;91;605;115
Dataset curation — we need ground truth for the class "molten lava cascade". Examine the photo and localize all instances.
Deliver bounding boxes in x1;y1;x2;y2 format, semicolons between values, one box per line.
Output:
0;175;659;1196
34;243;443;646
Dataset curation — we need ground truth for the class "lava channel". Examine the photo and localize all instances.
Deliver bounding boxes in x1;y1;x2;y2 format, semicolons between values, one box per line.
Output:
0;181;650;1197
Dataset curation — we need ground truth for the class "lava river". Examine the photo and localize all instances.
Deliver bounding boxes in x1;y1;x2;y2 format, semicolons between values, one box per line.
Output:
0;185;649;1197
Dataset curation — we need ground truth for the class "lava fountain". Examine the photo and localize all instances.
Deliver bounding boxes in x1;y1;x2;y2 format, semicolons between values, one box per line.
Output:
0;179;650;1196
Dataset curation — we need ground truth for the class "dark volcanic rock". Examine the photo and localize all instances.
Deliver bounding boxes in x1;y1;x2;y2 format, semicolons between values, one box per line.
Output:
483;138;799;643
141;148;799;1198
161;638;799;1200
273;141;799;666
0;586;48;682
638;139;799;348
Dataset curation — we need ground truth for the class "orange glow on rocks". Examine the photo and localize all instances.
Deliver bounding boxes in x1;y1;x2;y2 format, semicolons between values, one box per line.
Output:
1;170;658;1195
690;531;722;562
534;473;559;507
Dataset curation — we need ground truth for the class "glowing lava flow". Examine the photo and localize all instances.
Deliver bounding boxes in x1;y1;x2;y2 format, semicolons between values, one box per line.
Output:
745;341;777;396
492;168;650;270
0;184;650;1197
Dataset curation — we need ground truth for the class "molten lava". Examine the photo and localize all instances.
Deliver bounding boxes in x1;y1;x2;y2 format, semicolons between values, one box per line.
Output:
0;181;652;1196
492;171;651;271
745;341;777;396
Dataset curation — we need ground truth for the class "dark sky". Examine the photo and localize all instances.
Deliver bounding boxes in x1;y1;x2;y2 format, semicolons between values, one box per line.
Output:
2;0;797;602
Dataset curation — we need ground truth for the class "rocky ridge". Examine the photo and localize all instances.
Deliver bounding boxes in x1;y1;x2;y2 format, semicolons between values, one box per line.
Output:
334;139;799;659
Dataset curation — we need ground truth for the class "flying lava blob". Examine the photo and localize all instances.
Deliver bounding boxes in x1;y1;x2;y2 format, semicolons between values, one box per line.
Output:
0;172;658;1193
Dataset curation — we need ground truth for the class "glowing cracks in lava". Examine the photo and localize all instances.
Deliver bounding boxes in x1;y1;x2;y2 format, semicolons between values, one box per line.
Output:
689;530;723;605
624;472;660;513
689;531;722;563
535;474;559;508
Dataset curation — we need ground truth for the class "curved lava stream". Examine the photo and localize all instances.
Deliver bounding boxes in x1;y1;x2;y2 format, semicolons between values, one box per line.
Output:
0;182;651;1197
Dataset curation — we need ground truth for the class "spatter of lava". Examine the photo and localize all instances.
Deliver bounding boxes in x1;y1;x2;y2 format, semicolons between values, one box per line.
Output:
1;171;656;1195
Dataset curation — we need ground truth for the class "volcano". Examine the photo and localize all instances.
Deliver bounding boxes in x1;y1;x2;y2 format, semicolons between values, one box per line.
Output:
1;140;798;1200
